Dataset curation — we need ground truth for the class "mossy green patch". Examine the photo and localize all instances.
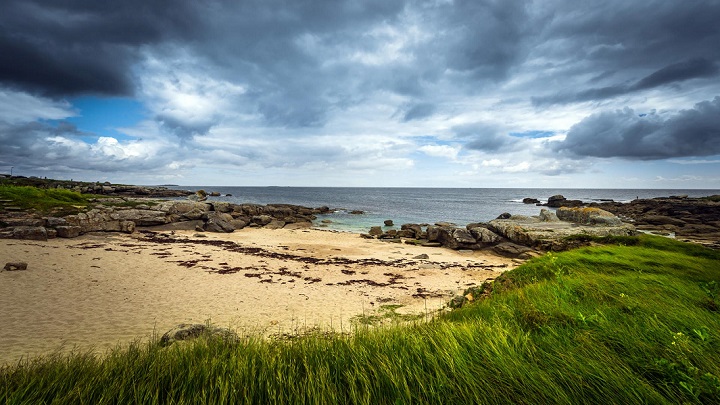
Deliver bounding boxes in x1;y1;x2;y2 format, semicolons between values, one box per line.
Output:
0;185;90;214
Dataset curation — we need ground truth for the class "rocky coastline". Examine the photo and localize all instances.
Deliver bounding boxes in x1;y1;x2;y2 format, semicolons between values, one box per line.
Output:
2;177;718;258
362;194;720;256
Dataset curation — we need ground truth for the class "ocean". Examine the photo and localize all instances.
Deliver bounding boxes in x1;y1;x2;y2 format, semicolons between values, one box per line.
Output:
169;187;720;233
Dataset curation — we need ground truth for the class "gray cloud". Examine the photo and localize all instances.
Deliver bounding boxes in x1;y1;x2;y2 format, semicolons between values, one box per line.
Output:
398;103;437;122
455;123;519;152
553;97;720;159
533;58;719;106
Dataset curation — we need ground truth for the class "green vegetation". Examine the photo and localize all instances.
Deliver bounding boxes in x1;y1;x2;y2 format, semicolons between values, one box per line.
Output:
0;185;90;215
2;235;719;404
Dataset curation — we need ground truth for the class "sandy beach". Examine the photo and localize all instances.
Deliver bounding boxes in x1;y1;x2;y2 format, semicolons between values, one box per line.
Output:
0;228;514;364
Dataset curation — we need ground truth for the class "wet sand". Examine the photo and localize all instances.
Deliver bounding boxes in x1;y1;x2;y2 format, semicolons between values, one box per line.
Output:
0;228;514;364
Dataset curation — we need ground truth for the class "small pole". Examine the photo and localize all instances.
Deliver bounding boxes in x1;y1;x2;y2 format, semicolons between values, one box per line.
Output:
10;166;13;176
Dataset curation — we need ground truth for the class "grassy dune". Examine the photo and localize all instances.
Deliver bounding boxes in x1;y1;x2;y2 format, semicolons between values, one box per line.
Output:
2;236;719;404
0;185;90;214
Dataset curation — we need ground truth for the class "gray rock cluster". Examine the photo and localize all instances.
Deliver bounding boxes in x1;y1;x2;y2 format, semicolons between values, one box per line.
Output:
0;201;331;241
364;207;634;258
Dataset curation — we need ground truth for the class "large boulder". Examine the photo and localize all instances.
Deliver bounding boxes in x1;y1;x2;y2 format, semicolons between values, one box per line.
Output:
489;210;635;250
251;215;273;226
56;226;82;238
436;227;477;249
13;226;48;241
203;212;234;233
162;201;212;220
547;195;584;208
556;207;623;226
401;223;423;238
467;226;502;244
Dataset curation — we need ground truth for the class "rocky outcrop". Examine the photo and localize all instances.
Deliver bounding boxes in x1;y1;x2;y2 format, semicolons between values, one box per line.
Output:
488;209;635;251
556;207;622;226
591;196;720;248
545;195;584;208
1;199;329;240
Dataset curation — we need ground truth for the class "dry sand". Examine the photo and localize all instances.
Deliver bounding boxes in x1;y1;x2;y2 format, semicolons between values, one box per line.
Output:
0;228;515;364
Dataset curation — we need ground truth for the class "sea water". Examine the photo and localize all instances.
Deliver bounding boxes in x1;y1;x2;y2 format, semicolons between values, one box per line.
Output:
170;187;720;233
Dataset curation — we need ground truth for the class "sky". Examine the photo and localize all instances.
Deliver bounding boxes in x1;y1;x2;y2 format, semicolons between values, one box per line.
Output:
1;0;720;188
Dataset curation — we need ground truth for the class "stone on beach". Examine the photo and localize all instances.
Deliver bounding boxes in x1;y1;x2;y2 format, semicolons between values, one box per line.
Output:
3;261;28;271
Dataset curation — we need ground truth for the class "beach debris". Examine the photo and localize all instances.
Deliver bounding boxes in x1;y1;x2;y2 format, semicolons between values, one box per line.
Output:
159;323;237;347
3;262;28;271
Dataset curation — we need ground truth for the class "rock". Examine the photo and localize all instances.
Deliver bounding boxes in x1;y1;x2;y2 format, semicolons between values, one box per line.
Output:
523;198;540;204
426;225;441;241
413;254;429;259
204;212;235;233
45;217;68;227
401;224;423;238
212;202;233;213
251;215;273;226
56;226;82;238
468;226;501;244
12;226;48;241
547;195;566;207
159;323;237;347
435;221;456;227
115;209;167;226
538;209;559;222
230;219;248;230
350;210;364;215
384;219;394;226
638;215;687;227
489;209;635;250
187;190;208;202
121;220;136;233
421;242;443;247
284;222;312;230
496;212;512;219
209;192;221;197
449;295;467;309
368;226;383;236
494;242;533;258
264;219;286;229
556;207;622;226
435;227;477;249
3;262;28;271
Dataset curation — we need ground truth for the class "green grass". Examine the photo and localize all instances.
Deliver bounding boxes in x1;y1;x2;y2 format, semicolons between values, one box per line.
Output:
2;235;719;404
0;185;90;215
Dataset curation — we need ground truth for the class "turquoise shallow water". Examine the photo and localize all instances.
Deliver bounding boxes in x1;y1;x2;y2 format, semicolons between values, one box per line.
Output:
169;187;719;233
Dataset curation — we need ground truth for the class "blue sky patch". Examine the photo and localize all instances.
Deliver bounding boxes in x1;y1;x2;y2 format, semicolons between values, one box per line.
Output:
64;97;146;141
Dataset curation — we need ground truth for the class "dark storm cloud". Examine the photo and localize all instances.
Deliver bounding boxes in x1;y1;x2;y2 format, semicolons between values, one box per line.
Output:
530;1;720;106
553;97;720;160
0;0;199;96
533;58;719;106
455;123;519;152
